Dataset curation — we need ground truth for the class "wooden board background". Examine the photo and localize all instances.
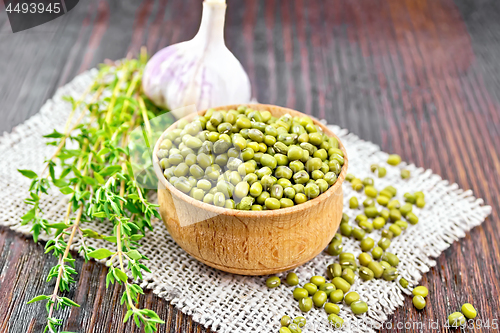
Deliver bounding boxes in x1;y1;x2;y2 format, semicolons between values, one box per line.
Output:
0;0;499;331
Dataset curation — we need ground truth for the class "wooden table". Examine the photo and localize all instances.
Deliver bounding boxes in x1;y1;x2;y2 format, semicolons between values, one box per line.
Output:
1;0;499;331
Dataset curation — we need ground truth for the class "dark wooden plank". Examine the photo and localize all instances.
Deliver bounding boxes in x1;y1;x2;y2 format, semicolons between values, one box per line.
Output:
1;0;500;332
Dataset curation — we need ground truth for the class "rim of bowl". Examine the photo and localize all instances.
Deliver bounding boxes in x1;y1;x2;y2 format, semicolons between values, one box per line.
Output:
152;104;348;218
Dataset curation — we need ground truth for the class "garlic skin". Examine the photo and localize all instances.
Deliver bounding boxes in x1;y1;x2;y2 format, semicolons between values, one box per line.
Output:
142;0;251;113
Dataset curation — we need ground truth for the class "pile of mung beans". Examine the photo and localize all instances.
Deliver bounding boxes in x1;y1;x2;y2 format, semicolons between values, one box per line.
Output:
157;106;344;210
267;154;479;331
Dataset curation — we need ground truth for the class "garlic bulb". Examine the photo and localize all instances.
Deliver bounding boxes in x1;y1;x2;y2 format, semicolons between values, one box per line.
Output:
142;0;251;114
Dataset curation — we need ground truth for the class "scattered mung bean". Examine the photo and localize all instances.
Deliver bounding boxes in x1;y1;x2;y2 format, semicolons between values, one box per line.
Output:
293;287;308;300
266;276;281;288
329;289;344;303
312;290;328;307
461;303;477;319
344;291;360;305
299;297;313;312
448;312;466;327
351;300;369;315
387;154;401;166
412;295;426;310
280;315;291;327
319;283;336;296
311;275;326;286
286;273;299;286
293;316;306;327
412;286;428;298
327;313;344;328
303;283;318;295
325;302;340;315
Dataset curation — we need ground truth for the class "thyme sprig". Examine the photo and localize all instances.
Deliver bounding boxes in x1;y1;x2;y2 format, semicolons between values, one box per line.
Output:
21;50;168;332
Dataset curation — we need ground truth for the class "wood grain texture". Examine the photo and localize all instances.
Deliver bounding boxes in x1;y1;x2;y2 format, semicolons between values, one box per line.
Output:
154;104;347;275
0;0;499;331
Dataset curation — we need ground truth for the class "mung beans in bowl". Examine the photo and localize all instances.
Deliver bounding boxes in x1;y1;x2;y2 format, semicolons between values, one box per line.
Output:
153;104;348;275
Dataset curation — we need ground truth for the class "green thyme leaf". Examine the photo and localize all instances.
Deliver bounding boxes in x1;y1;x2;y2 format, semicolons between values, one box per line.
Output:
88;248;114;260
43;129;65;139
126;250;142;260
113;268;128;283
27;295;50;304
18;169;38;179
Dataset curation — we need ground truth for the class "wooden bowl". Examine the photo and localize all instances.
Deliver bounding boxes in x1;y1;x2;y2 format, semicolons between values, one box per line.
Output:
153;104;348;275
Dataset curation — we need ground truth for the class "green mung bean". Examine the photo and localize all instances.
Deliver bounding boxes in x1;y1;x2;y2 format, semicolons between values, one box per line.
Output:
287;323;300;333
380;209;390;221
341;268;355;285
280;315;291;327
360;220;374;233
387;154;401;165
303;283;318;295
448;312;466;327
325;302;340;315
356;214;368;223
404;192;416;204
327;263;343;280
461;303;477;319
358;252;373;267
332;277;351;293
394;220;407;230
365;186;378;198
344;292;360;305
349;197;359;209
360;237;375;252
412;286;428;297
400;203;412;216
312;290;328;307
286;273;299;286
412;295;426;310
298;297;313;312
352;228;366;240
351;178;364;191
381;252;399;266
377;195;389;206
340;258;357;271
388;224;402;237
311;276;326;287
351;301;368;315
368;261;384;278
378;238;391;250
399;277;409;288
363;198;375;207
293;288;308;300
365;206;379;218
359;267;374;281
340;223;352;237
371;246;383;260
327;313;344;328
319;283;336;296
416;197;426;208
381;229;394;239
328;241;343;256
339;253;355;261
329;289;344;303
382;267;398;281
332;233;342;243
387;199;400;210
407;212;419;225
266;276;281;288
362;177;374;186
373;217;386;229
377;166;387;177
